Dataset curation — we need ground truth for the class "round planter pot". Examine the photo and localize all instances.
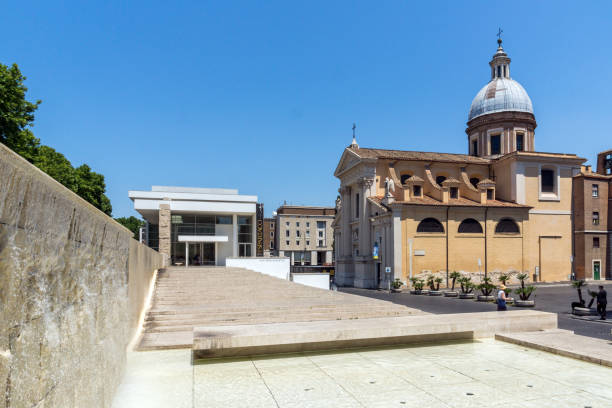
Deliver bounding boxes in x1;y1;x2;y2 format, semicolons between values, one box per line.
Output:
409;290;422;295
506;298;515;304
477;295;495;302
573;307;595;316
429;290;443;296
444;291;458;297
391;288;402;293
514;300;535;307
459;293;475;299
420;289;430;295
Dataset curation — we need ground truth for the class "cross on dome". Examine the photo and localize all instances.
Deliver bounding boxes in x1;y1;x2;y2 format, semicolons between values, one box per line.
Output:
350;123;359;148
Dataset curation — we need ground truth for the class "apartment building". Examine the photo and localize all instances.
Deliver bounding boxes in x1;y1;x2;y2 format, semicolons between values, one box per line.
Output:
275;206;335;265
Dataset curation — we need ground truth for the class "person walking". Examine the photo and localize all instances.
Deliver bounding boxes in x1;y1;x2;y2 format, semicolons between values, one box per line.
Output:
596;285;607;320
497;284;508;311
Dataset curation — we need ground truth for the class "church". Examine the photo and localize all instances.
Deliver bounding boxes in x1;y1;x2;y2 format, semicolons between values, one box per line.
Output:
333;38;585;288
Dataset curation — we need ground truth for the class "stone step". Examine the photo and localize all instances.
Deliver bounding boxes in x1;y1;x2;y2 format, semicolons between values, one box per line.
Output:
145;305;411;319
495;330;612;367
145;310;413;329
146;304;411;315
145;313;415;333
153;296;396;308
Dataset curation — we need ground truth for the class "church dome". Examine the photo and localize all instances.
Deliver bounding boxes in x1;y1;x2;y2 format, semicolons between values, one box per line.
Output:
468;77;533;121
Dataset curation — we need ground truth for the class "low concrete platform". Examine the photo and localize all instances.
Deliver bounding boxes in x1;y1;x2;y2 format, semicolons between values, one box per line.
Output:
496;329;612;368
193;310;557;359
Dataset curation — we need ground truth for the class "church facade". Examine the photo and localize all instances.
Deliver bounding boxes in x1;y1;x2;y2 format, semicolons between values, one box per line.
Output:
333;39;585;288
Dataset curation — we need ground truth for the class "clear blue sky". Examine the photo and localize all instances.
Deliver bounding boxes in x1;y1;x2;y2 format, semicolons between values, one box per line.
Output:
2;1;610;217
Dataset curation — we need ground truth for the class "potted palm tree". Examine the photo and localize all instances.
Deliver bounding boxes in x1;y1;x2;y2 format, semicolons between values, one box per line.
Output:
476;276;496;301
427;275;443;296
458;276;475;299
571;280;589;315
514;273;536;307
573;284;598;316
409;277;425;295
444;271;461;297
391;278;404;293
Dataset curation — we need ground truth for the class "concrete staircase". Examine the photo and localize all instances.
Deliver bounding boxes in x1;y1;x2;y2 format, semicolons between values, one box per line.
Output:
137;266;422;350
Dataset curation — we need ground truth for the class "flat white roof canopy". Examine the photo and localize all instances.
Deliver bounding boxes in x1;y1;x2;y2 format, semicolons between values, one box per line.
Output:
178;235;229;243
128;185;258;223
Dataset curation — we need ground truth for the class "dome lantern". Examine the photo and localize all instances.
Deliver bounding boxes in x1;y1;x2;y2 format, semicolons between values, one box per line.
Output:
489;37;511;80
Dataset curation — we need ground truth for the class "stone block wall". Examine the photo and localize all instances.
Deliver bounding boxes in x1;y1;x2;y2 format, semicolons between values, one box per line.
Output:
0;144;162;408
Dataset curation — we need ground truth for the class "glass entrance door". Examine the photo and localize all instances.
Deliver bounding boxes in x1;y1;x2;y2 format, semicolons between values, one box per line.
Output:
187;242;216;266
202;243;215;265
188;243;202;266
594;261;601;280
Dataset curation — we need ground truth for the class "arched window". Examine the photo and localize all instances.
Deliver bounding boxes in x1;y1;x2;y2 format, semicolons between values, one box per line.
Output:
436;176;447;186
417;218;445;233
400;174;412;185
458;218;483;233
469;177;480;188
495;218;520;234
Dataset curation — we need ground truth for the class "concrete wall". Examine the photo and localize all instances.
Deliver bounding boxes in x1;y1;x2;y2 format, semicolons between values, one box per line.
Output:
216;224;234;265
226;257;290;280
127;240;164;337
0;144;162;408
291;273;330;290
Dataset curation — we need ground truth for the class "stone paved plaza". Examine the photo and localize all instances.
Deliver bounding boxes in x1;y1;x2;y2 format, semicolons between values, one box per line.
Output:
112;339;612;408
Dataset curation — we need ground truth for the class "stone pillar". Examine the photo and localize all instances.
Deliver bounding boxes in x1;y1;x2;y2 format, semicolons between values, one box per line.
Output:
158;203;171;264
232;214;238;257
391;206;403;281
358;178;373;256
338;186;354;286
311;250;318;265
251;214;257;257
340;186;352;257
325;250;332;264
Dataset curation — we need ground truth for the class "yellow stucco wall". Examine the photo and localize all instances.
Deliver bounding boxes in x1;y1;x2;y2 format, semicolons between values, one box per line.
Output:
400;206;531;283
521;165;574;210
524;213;573;282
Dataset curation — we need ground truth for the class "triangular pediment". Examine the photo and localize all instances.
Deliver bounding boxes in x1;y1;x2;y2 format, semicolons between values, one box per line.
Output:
334;148;362;177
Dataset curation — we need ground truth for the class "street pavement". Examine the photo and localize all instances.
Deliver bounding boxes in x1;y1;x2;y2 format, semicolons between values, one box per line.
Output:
340;281;612;340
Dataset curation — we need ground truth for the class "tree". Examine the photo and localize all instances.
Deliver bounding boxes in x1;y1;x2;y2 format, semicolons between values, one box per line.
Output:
33;145;77;191
0;63;41;162
73;164;112;216
115;216;145;240
1;62;113;216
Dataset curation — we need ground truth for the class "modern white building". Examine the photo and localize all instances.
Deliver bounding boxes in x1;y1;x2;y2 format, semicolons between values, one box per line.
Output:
128;186;258;266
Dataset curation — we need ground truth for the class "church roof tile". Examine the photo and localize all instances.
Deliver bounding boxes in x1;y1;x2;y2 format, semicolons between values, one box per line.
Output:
349;147;490;164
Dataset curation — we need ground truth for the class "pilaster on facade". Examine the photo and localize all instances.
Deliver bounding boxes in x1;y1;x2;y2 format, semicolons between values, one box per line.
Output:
357;176;375;194
340;186;352;258
391;205;403;281
358;180;373;256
